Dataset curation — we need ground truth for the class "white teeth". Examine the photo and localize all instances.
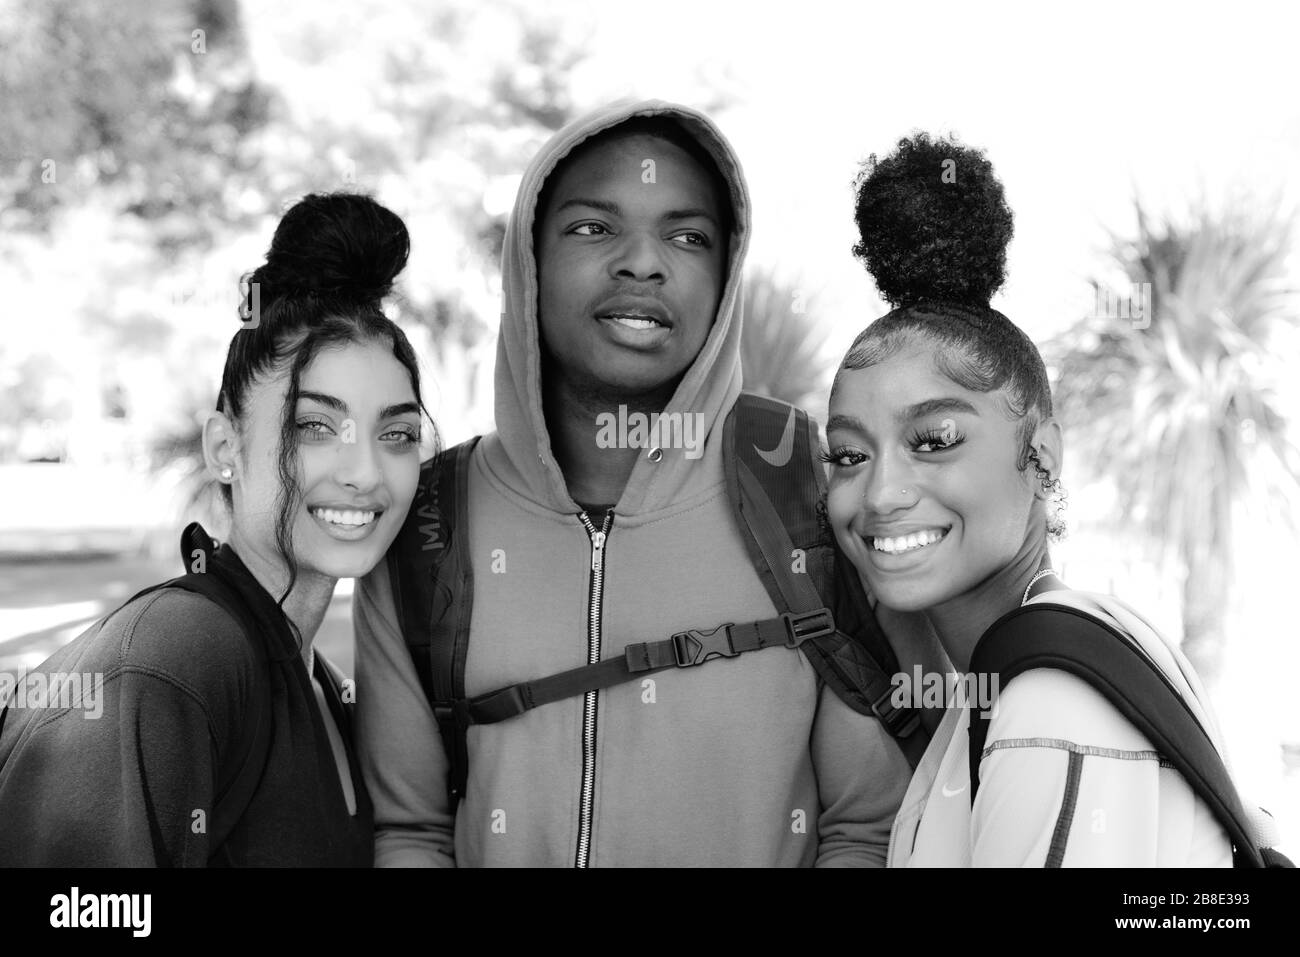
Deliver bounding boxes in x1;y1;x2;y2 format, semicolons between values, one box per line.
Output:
609;315;661;330
313;508;376;527
872;528;946;554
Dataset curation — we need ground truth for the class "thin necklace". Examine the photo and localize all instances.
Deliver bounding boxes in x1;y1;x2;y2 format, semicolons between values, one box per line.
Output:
1022;568;1059;606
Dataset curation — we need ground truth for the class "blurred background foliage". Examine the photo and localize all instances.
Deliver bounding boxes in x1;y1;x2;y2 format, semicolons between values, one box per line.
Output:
0;0;838;525
738;272;834;414
0;0;586;456
1046;200;1300;683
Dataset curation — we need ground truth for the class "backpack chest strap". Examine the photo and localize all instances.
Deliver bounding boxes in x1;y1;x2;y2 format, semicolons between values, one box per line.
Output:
454;609;836;726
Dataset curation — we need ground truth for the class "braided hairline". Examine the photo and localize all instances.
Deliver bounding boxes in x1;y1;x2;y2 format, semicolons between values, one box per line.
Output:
837;304;1053;472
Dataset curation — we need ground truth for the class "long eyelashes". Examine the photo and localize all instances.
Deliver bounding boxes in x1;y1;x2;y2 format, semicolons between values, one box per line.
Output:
906;428;965;453
819;446;866;467
819;429;966;468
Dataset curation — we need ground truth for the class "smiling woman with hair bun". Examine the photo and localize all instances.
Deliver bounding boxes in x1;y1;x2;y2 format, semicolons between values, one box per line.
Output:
823;133;1245;867
0;192;436;866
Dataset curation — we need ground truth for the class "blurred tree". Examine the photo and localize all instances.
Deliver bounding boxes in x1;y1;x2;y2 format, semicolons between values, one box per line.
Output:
0;0;271;243
222;0;591;396
739;269;834;415
1046;199;1300;683
0;0;592;470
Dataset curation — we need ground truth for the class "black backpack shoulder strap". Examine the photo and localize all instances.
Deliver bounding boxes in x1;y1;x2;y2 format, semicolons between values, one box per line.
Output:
132;523;277;856
968;602;1268;868
160;570;273;853
15;522;274;857
723;392;926;767
723;392;827;592
387;437;479;805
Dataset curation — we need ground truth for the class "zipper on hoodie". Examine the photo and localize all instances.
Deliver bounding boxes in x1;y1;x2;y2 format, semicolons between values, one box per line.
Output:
575;509;613;868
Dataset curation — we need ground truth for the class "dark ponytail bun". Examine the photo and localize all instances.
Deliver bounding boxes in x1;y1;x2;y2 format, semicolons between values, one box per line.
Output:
217;191;432;652
852;133;1013;308
253;192;410;309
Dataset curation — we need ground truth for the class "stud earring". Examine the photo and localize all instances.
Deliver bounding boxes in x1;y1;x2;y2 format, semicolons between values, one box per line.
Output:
219;467;233;482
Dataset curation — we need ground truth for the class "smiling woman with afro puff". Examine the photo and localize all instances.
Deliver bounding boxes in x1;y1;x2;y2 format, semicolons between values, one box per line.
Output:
820;131;1250;867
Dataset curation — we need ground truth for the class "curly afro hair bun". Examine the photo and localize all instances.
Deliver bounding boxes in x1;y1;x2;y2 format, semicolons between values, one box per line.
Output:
257;192;410;309
852;132;1013;308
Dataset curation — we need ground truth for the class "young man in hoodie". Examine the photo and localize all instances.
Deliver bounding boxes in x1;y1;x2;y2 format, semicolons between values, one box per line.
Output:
353;99;914;867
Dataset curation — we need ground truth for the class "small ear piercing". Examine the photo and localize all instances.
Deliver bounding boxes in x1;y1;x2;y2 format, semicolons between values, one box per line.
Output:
219;467;233;482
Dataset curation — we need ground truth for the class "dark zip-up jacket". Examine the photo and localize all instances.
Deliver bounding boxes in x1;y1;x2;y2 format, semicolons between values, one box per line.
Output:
0;528;373;866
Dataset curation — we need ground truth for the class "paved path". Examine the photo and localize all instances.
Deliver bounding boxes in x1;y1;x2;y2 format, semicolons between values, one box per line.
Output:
0;554;356;675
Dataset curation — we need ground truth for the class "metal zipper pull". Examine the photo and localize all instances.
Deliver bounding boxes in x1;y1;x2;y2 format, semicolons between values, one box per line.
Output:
590;529;606;572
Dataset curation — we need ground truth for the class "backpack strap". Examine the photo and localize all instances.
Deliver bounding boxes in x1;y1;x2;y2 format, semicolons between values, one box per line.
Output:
104;524;275;858
388;437;478;805
454;607;837;724
163;573;273;854
387;396;929;804
724;393;926;766
967;602;1268;868
174;523;277;855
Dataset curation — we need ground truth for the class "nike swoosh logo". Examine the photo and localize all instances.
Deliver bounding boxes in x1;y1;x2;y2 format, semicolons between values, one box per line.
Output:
941;783;966;798
753;407;797;468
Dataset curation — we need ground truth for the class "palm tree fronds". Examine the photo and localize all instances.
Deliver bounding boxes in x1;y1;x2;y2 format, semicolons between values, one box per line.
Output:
1045;196;1300;679
738;268;835;414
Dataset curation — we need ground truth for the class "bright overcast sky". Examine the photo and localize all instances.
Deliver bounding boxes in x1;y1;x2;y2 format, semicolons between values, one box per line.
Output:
11;1;1297;395
244;0;1300;358
565;0;1300;349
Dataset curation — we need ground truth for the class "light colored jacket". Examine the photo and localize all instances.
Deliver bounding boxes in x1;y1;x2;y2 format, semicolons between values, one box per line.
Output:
888;589;1233;867
353;99;911;867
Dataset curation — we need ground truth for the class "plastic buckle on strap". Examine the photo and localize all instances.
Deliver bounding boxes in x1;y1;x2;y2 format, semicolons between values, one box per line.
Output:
869;687;921;738
670;623;737;667
432;700;470;728
781;607;836;647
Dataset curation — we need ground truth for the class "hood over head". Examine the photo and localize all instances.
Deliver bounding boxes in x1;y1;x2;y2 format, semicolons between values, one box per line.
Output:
489;98;752;517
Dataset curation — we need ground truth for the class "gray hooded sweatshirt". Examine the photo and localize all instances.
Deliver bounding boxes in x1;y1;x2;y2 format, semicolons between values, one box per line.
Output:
353;98;911;867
